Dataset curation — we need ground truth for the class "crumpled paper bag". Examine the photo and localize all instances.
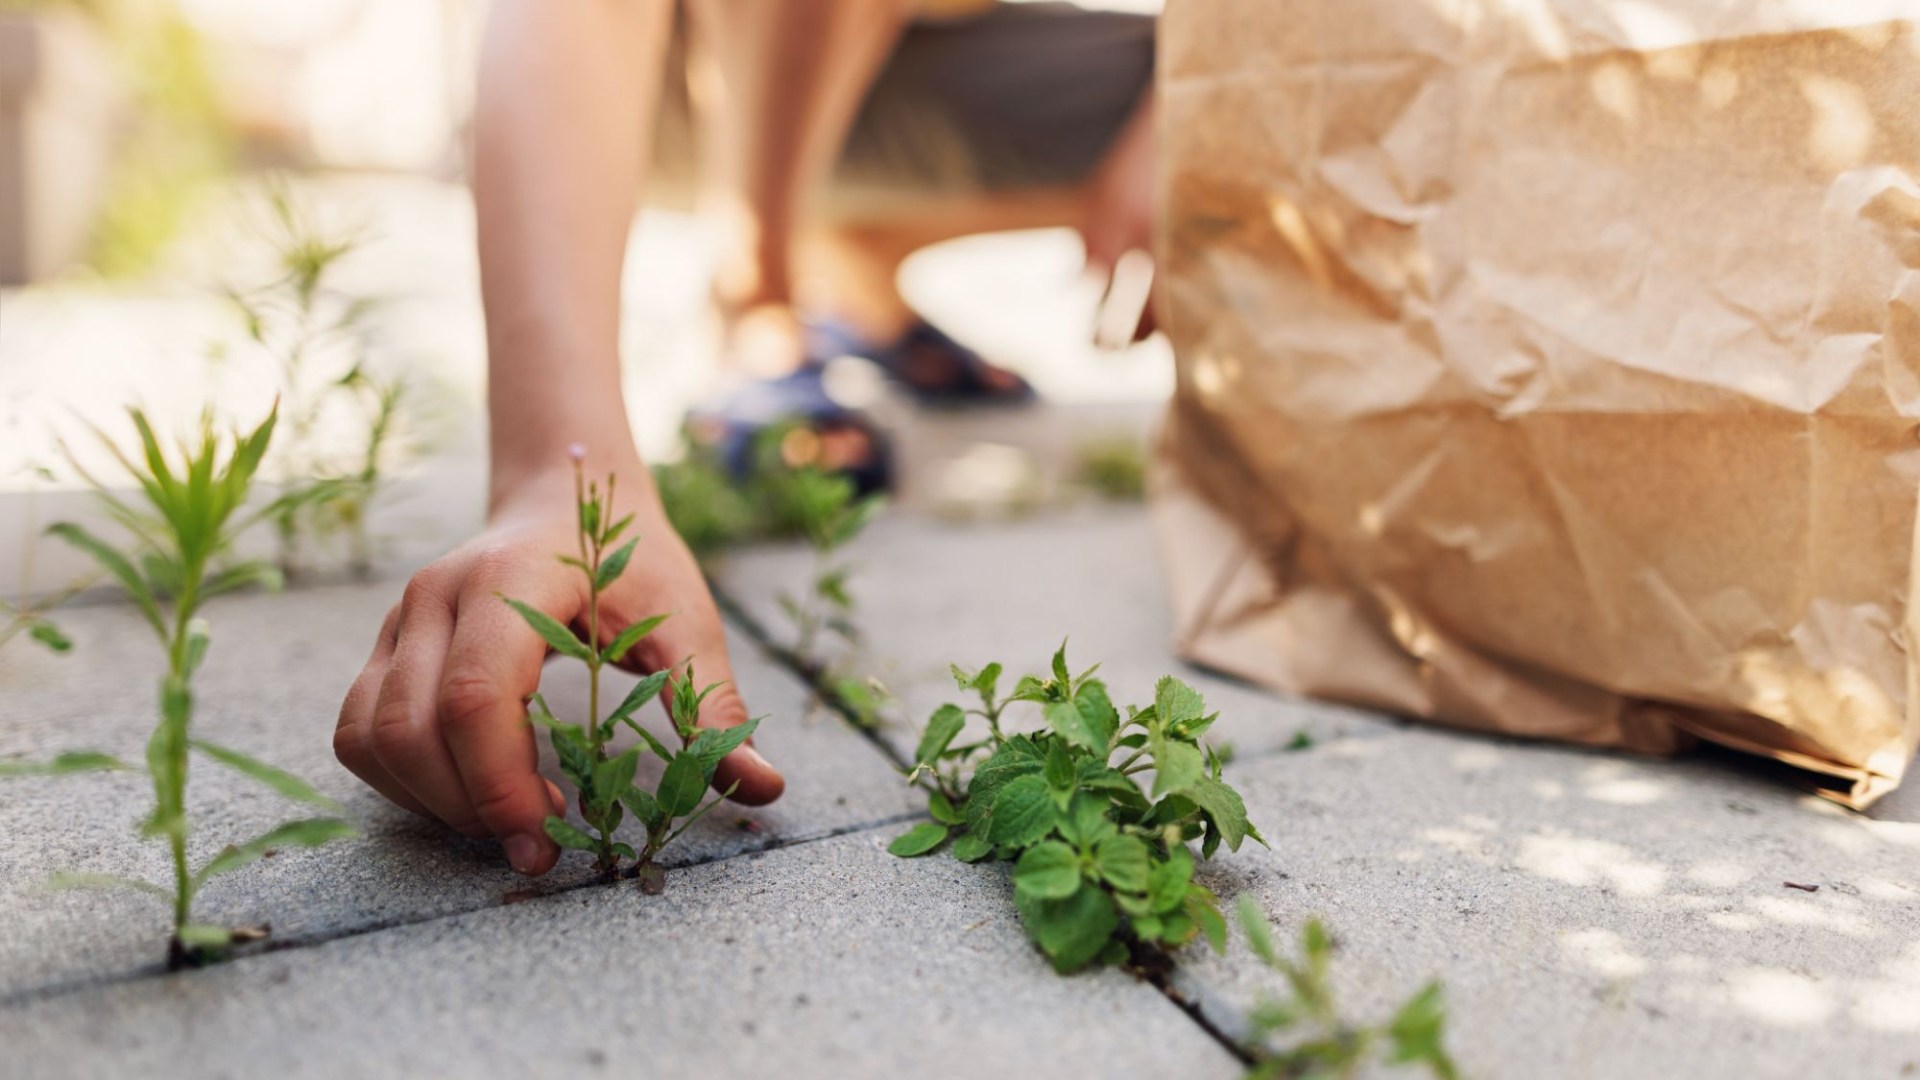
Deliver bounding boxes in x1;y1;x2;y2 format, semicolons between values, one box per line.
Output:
1153;0;1920;807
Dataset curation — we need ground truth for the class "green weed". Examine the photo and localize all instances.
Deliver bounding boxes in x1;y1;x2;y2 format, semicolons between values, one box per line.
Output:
3;406;354;968
506;450;759;891
1238;901;1459;1079
890;645;1265;973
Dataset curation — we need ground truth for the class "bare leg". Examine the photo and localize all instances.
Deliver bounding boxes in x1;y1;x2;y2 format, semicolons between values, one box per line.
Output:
685;0;908;376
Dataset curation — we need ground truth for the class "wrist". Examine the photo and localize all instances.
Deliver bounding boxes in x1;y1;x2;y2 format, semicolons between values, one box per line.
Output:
488;441;651;523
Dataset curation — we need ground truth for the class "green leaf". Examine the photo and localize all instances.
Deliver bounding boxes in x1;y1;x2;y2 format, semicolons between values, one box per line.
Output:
543;816;599;851
618;786;664;830
46;523;163;638
501;598;592;661
191;739;338;809
1015;880;1119;973
623;721;676;764
175;924;235;949
1184;775;1253;852
1013;840;1082;898
545;722;593;786
1042;699;1102;755
1149;845;1195;914
1093;835;1151;894
602;512;636;547
181;618;211;677
607;670;672;726
142;677;191;840
1154;676;1206;727
950;832;994;863
203;559;283;600
1149;736;1204;800
1072;681;1118;750
887;822;950;857
656;751;707;818
27;620;72;653
985;774;1056;848
1238;896;1278;966
686;717;760;781
591;747;641;813
195;817;355;885
1189;894;1229;954
46;871;168;899
601;613;670;665
1051;641;1071;687
927;790;964;826
0;751;128;777
914;704;966;767
1388;982;1456;1077
1057;795;1116;848
594;539;639;592
1043;739;1076;792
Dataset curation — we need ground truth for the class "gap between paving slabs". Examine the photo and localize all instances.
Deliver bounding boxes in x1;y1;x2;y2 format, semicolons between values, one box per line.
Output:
714;553;1267;1068
0;577;921;1006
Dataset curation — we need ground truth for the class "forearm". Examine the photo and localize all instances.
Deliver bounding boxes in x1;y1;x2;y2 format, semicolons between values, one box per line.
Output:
473;0;671;506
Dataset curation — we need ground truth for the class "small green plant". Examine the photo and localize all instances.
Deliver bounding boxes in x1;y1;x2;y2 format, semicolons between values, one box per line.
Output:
765;466;884;666
506;449;759;891
224;184;418;579
1;406;354;968
1238;900;1459;1080
1073;435;1148;502
889;645;1264;973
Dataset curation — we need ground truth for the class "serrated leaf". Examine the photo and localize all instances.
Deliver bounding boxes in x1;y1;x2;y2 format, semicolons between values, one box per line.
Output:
1093;834;1150;894
687;717;760;781
191;739;337;809
1051;642;1071;686
1015;880;1118;974
887;822;950;857
601;613;669;665
195;817;355;885
656;751;706;818
1043;739;1076;792
594;539;638;592
1013;840;1082;898
501;598;591;661
1149;845;1195;914
985;774;1056;847
915;704;966;767
1043;699;1103;754
1072;681;1118;750
1184;775;1252;852
543;816;599;851
0;751;128;777
1154;676;1206;726
1150;736;1204;799
950;832;994;863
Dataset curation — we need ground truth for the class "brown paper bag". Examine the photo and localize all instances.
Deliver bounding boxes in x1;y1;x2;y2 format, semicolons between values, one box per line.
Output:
1153;0;1920;807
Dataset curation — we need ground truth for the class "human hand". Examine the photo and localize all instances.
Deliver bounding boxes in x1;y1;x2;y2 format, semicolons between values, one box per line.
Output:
333;461;784;876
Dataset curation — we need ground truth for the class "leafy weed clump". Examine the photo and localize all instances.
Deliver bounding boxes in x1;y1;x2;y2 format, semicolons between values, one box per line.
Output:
1238;901;1459;1079
224;184;419;579
1;406;354;968
890;645;1264;972
506;451;758;892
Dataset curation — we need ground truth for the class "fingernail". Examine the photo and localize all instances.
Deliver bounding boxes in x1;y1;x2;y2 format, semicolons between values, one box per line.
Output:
504;833;543;875
735;744;770;770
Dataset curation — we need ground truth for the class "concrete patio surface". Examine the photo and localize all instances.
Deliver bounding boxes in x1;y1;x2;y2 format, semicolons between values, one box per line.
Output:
5;503;1917;1078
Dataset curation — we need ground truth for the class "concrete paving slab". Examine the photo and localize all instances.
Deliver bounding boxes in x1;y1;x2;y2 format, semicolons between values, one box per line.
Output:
0;829;1242;1080
1172;728;1920;1079
0;576;917;997
715;506;1396;765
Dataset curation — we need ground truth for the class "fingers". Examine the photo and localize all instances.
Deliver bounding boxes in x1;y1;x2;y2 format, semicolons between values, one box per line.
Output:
367;575;491;838
335;605;434;820
636;598;785;807
437;574;580;875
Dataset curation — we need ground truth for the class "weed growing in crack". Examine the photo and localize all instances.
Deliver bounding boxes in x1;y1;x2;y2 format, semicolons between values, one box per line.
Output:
1238;901;1459;1079
890;644;1265;973
224;184;420;580
1;406;355;968
506;450;758;892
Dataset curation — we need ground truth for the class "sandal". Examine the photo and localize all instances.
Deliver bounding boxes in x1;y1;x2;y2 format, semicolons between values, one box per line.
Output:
808;318;1036;408
688;362;894;497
